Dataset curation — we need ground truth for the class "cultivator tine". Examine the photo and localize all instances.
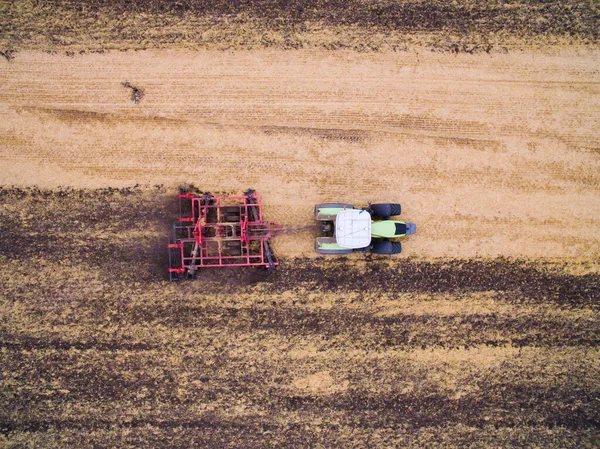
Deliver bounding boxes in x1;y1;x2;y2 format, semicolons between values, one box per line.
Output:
188;242;200;278
245;189;261;222
263;241;276;270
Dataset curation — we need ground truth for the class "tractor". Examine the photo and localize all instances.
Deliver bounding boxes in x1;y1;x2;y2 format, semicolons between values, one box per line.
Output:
315;202;416;254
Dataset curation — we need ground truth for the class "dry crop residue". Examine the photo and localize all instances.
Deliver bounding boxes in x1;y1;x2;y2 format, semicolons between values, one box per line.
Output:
1;50;600;261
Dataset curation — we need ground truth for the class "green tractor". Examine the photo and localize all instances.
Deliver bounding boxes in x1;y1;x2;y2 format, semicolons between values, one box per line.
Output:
315;202;416;255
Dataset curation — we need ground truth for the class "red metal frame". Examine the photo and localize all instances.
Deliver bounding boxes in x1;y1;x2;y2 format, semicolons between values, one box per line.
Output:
168;190;281;280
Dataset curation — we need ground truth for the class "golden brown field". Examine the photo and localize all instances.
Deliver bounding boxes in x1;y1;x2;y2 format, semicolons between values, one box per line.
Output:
2;50;599;261
1;1;599;448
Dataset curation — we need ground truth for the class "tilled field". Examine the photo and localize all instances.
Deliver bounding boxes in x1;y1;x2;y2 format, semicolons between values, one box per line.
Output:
1;188;599;447
2;0;599;52
1;8;600;445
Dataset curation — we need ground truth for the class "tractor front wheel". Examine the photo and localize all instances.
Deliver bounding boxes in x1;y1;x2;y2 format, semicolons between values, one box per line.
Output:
371;239;402;255
370;203;401;218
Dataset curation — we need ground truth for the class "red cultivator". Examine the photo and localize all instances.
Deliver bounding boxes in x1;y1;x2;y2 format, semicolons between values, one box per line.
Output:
167;190;281;281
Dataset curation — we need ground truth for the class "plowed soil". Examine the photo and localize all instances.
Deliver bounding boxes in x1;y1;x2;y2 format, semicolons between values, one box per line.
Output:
1;48;600;448
1;188;599;448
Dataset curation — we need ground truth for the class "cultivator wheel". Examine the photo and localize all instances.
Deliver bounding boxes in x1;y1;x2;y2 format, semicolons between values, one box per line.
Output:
167;189;281;280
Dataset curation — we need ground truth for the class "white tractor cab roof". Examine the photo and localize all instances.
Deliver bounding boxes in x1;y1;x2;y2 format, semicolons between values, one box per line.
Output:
335;209;372;249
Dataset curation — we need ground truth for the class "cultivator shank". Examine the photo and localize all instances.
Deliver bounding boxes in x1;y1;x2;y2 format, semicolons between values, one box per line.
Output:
168;190;281;281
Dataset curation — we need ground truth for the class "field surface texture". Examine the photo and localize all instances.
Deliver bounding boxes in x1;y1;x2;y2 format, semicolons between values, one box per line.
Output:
1;188;599;448
1;50;600;260
1;1;600;448
2;0;599;51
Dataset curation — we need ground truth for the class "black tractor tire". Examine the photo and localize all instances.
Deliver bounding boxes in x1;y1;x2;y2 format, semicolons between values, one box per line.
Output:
370;203;401;218
371;239;402;255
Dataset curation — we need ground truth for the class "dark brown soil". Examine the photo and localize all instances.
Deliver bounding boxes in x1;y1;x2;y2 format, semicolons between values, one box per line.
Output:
2;0;598;53
1;187;599;448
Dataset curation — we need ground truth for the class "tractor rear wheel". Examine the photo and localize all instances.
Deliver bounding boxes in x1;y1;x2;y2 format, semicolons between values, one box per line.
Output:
370;203;401;218
371;239;402;255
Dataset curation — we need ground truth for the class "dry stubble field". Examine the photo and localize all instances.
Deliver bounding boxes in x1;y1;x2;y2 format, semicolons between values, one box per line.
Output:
2;50;599;260
1;1;600;448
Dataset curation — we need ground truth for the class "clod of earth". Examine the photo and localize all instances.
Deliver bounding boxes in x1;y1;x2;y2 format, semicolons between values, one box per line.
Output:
121;81;144;103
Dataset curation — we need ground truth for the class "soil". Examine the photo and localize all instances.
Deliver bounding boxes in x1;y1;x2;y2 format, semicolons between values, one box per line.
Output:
1;47;599;448
1;49;599;262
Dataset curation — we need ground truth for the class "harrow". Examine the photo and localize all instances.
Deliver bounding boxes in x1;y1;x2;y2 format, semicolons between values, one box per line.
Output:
167;189;281;281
